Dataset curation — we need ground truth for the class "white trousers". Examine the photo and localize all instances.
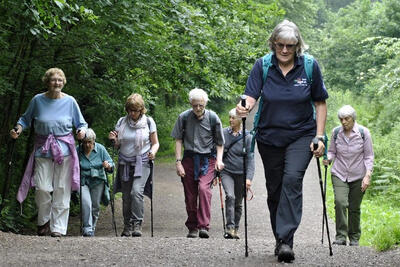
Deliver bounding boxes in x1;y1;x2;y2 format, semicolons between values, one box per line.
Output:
34;156;72;235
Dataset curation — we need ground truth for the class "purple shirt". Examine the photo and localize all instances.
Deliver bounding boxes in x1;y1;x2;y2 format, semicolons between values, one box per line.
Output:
327;122;374;182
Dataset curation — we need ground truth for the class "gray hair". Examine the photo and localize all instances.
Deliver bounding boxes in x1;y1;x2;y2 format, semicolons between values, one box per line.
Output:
268;19;308;56
337;105;356;120
189;88;209;103
84;128;96;142
229;108;238;118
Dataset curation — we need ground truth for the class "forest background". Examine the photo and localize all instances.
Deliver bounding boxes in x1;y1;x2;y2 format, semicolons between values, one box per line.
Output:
0;0;399;251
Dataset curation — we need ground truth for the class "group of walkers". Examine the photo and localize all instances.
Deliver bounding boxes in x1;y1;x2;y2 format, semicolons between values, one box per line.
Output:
9;19;374;263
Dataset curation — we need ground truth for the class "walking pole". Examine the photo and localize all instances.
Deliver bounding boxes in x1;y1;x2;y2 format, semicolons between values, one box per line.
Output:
321;138;328;244
110;140;118;236
216;171;227;237
0;126;19;213
313;138;333;256
78;136;83;236
241;95;249;257
149;160;154;238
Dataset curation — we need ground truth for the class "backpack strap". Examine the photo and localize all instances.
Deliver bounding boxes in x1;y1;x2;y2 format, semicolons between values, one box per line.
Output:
250;53;273;153
224;131;249;158
333;125;365;141
303;53;316;120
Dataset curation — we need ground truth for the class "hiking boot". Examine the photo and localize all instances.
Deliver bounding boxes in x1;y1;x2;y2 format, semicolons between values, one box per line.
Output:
349;240;359;246
277;242;295;263
199;229;209;239
333;239;346;245
224;228;235;239
187;229;198;238
51;232;62;238
132;224;142;237
37;221;50;236
121;225;132;237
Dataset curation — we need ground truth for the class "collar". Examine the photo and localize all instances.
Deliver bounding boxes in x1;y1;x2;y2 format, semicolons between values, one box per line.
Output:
271;53;302;67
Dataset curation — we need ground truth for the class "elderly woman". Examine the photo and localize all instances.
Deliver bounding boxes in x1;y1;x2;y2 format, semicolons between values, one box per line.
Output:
324;105;374;246
77;128;114;237
221;108;254;239
236;20;328;262
108;93;159;237
171;88;224;238
10;68;87;237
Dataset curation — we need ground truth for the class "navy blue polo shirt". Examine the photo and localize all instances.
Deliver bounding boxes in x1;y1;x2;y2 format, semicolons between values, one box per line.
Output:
245;54;328;147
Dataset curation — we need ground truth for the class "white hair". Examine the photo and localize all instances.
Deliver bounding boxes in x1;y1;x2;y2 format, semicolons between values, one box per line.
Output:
229;108;238;118
189;88;209;103
268;19;308;56
84;128;96;142
337;105;356;120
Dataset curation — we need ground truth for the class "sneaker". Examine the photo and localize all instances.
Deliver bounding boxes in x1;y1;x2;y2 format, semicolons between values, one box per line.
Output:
333;239;346;246
224;228;235;239
51;232;62;238
199;229;209;239
37;221;50;236
277;242;295;263
233;229;240;239
349;240;359;246
187;229;198;238
121;225;132;237
132;224;142;237
83;231;94;237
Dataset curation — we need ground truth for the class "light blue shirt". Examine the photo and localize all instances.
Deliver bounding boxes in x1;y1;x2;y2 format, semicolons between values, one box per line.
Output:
17;93;88;157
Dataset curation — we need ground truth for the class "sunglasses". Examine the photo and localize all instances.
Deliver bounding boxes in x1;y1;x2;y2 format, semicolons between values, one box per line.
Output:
275;42;297;51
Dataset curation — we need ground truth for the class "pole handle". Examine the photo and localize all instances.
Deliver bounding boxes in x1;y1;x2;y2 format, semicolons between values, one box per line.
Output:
240;95;247;108
312;137;319;151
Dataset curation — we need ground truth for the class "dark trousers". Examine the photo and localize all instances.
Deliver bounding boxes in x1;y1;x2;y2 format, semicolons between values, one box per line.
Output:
257;135;313;247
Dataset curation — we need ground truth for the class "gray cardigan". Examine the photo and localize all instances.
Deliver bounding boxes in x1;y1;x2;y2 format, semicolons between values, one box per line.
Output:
222;127;255;180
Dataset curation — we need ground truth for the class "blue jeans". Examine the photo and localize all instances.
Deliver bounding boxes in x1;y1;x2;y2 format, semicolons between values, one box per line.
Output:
81;182;104;235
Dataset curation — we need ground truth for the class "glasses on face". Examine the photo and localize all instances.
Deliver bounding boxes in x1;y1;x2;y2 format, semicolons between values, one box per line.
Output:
50;78;64;83
128;109;141;113
192;104;205;109
275;42;297;51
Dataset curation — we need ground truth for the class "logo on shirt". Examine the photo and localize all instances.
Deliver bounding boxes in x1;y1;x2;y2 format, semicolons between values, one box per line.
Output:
294;78;308;87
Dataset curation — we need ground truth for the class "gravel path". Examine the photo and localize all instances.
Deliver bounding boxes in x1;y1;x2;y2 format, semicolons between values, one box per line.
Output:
1;107;399;266
1;152;400;266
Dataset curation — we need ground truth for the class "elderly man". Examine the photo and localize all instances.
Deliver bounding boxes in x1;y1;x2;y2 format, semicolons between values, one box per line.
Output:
171;88;225;238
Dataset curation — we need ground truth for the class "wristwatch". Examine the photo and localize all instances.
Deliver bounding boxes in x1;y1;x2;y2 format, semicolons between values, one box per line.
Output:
316;135;325;142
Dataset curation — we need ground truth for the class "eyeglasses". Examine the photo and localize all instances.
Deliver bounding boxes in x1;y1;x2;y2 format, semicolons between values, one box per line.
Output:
128;109;141;113
275;42;297;51
191;104;205;109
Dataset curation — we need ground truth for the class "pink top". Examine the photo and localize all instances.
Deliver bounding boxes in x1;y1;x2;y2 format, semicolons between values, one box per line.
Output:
327;122;374;182
17;133;80;203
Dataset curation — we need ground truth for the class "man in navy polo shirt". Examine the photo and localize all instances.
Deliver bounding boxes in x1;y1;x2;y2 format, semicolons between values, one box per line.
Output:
237;20;328;263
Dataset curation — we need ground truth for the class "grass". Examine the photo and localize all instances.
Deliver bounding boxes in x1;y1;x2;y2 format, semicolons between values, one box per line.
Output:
325;170;400;251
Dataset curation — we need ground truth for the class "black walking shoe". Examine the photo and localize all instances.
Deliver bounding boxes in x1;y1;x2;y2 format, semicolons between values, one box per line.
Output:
199;229;209;238
333;239;346;245
277;242;295;263
349;240;359;246
187;229;198;238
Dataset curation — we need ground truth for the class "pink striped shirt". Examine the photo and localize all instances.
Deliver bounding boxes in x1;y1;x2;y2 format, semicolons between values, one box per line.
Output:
327;122;374;182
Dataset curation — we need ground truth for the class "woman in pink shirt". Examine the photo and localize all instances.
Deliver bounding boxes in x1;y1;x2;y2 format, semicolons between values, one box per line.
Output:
324;105;374;246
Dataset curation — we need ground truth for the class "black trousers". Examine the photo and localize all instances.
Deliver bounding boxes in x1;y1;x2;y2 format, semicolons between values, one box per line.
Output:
257;135;313;247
